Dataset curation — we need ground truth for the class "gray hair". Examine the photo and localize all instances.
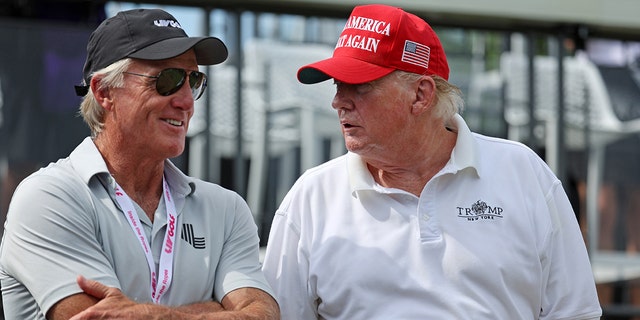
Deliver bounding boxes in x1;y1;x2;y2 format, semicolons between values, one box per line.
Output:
79;58;132;137
395;70;464;121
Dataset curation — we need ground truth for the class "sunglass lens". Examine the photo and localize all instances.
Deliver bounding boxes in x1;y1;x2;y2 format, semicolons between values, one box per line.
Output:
189;71;207;100
156;68;186;96
154;68;206;100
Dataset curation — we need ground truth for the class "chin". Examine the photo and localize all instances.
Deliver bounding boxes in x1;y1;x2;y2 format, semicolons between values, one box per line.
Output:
344;139;366;153
164;142;185;158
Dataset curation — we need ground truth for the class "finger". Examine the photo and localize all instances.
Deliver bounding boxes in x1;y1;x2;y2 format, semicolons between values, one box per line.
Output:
76;275;110;300
69;311;85;320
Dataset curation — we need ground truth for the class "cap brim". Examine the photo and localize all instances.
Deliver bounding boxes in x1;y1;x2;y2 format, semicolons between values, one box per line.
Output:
297;56;395;84
129;36;228;65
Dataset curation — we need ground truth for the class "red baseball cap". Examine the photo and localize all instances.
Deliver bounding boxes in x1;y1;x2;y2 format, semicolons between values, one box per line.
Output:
297;4;449;84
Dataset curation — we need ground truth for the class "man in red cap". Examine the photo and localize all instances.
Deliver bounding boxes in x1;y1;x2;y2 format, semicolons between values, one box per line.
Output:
262;4;601;319
0;8;279;319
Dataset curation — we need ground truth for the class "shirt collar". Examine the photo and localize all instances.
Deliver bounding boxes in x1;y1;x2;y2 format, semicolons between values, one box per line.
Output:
449;113;480;177
347;114;480;196
347;151;376;196
69;137;195;197
69;137;110;184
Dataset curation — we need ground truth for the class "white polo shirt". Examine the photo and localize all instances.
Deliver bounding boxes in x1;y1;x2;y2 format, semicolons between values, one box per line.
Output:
262;114;601;320
0;137;274;319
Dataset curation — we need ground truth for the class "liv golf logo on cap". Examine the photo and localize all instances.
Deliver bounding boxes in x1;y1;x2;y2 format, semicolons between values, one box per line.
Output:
154;19;183;28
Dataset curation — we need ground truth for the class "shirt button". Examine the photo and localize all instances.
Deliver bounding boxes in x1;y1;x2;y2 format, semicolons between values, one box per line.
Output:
422;214;430;221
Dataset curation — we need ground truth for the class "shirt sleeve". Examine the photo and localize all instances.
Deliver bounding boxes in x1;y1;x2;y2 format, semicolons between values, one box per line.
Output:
539;180;602;319
0;172;121;316
262;190;319;320
213;192;275;301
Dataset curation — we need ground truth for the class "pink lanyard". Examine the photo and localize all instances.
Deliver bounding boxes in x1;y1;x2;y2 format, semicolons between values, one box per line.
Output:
114;175;179;304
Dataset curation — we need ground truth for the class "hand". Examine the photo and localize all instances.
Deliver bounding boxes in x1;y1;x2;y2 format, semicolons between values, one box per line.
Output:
69;275;166;320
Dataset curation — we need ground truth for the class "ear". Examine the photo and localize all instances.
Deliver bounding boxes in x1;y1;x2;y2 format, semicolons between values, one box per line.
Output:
90;75;114;110
411;75;436;115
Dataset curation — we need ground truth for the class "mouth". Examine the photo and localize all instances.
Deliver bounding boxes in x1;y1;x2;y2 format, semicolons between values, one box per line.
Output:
163;118;183;127
341;120;358;129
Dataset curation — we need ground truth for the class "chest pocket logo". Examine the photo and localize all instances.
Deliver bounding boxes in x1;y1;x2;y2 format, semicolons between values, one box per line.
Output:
181;223;206;249
456;200;504;222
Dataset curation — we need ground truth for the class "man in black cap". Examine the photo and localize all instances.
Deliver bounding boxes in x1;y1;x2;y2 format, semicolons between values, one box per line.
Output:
0;8;279;319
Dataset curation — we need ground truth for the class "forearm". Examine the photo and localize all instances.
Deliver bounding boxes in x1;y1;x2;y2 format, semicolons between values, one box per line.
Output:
67;277;279;320
170;298;279;320
173;300;225;314
68;298;278;320
207;287;279;320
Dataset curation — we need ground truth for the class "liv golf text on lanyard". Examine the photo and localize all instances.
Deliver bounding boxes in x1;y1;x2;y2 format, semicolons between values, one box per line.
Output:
114;176;179;304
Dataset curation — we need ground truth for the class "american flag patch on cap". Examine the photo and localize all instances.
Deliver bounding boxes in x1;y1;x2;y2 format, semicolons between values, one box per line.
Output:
401;40;430;69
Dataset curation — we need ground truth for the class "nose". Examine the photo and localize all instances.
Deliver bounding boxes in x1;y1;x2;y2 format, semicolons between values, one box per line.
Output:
171;79;195;111
331;85;354;111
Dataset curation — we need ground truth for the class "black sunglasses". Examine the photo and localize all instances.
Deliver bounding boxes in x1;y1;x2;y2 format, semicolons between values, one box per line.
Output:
124;68;207;100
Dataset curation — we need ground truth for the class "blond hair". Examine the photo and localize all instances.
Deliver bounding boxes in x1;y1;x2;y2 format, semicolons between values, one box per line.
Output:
395;70;464;121
79;58;132;137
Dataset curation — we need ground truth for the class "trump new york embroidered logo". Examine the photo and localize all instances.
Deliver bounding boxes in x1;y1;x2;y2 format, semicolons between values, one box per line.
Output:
457;200;504;221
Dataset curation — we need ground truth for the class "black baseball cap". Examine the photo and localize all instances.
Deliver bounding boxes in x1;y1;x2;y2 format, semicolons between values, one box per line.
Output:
75;8;228;96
